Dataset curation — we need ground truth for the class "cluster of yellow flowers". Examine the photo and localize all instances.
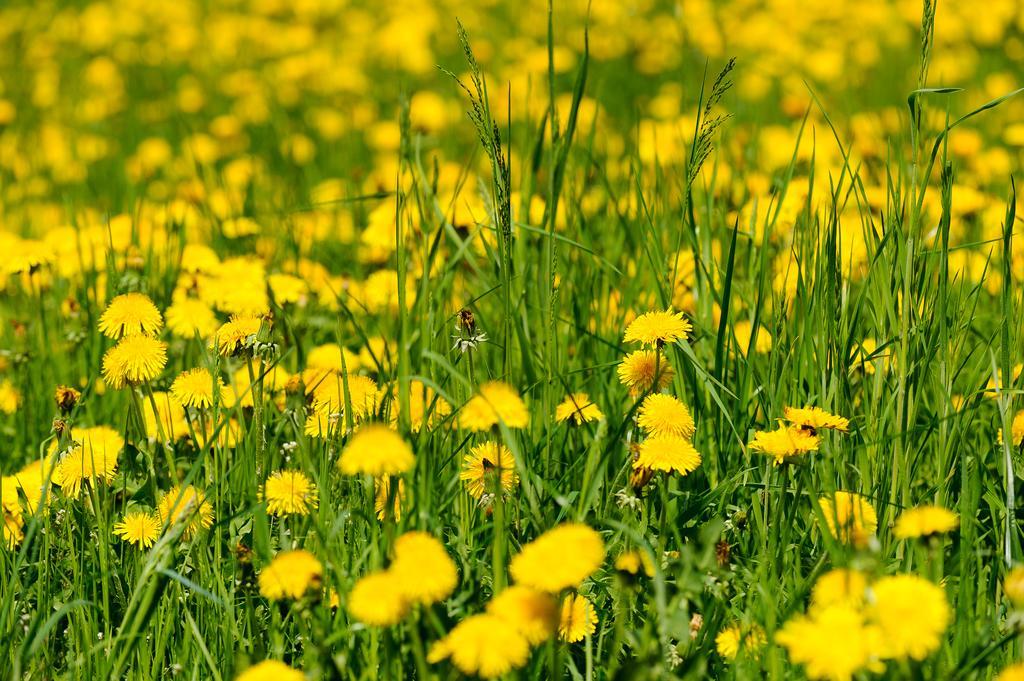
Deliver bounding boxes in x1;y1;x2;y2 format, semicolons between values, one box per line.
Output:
777;569;951;680
1;0;1023;676
428;523;604;677
617;310;703;480
749;406;851;464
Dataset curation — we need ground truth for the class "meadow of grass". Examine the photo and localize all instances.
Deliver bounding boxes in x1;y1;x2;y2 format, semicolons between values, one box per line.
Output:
2;0;1024;679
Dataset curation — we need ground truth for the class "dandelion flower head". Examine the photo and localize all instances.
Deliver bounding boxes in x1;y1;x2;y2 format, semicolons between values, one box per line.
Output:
509;523;605;592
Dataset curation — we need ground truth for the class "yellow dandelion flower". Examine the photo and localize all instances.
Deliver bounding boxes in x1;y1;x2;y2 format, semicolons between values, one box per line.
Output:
634;434;702;475
811;569;868;609
2;507;23;548
101;335;168;389
306;372;379;421
509;523;605;593
559;594;597;642
348;570;408;626
748;423;819;464
112;511;161;548
617;350;675;396
1001;412;1024;447
14;460;46;514
555;392;604;425
998;663;1024;681
390;531;458;605
1005;566;1024;606
262;470;318;516
818;492;877;548
459;381;529;431
338;425;414;476
223;364;292;410
733;320;772;355
637;393;695;438
235;660;305;681
143;391;188;442
715;622;766;660
306;343;361;373
0;379;20;414
374;475;404;521
460;441;519;500
268;273;308;306
614;549;655;577
486;586;559;645
170;368;227;409
783;406;850;433
868;574;949;661
259;549;323;601
428;614;529;678
52;426;124;498
893;505;958;540
165;297;219;339
623;310;691;346
391;379;452;432
303;409;337;439
157;485;214;539
1;475;23;547
776;603;883;681
211;314;263;356
98;292;163;338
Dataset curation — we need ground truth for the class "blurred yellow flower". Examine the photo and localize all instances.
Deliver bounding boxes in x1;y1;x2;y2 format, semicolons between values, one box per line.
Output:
509;523;604;593
811;569;868;609
459;381;529;431
818;492;877;548
555;392;604;425
869;575;949;661
715;622;766;660
893;505;958;540
259;550;323;601
338;425;414;476
235;660;305;681
776;603;883;680
486;586;558;645
348;570;408;626
428;614;529;678
389;531;458;605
